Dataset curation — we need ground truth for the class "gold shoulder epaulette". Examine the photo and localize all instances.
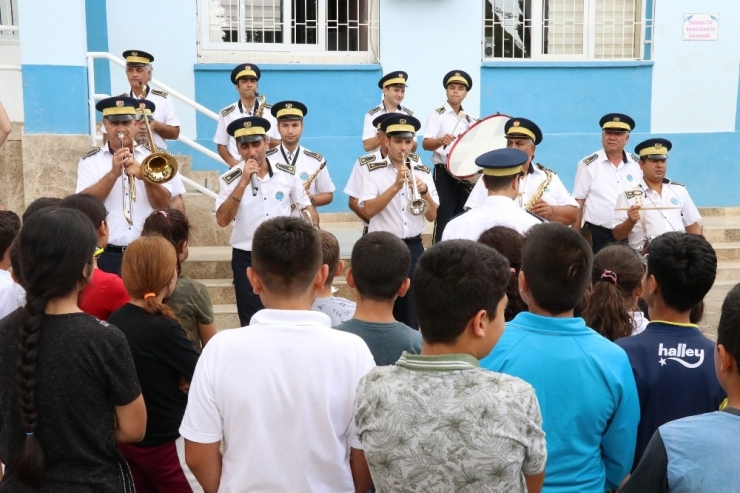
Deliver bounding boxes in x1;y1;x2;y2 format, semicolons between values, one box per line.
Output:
625;189;642;199
265;147;278;156
631;153;640;162
359;154;376;166
669;179;684;187
582;153;599;165
151;89;168;98
264;103;272;109
408;153;420;162
465;114;472;123
221;167;242;185
536;163;556;174
435;106;445;114
221;104;236;117
275;163;296;175
80;147;101;159
403;107;414;116
303;149;323;161
414;164;431;174
154;146;173;155
368;161;388;172
367;106;381;116
117;92;128;97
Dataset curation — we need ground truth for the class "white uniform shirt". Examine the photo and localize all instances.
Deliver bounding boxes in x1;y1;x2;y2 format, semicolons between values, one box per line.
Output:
573;149;642;228
466;163;578;210
0;269;24;319
362;103;414;147
216;156;310;251
422;102;474;165
102;88;180;150
179;309;375;493
214;99;280;162
345;150;385;228
612;178;701;250
275;145;335;218
76;145;174;246
443;195;542;240
359;155;439;238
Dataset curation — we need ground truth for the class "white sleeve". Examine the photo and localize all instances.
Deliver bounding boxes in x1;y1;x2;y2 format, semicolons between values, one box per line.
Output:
464;178;487;210
343;161;363;198
76;157;104;193
359;167;380;205
179;343;223;444
161;97;180;127
549;174;578;207
423;111;441;139
572;161;592;200
612;193;630;228
315;161;336;194
290;175;311;209
169;173;186;196
678;188;701;226
362;112;377;141
214;114;230;146
215;169;237;210
421;168;440;206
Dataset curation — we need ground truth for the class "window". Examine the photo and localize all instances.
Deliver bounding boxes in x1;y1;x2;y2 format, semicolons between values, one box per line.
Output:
483;0;647;60
0;0;19;41
197;0;379;64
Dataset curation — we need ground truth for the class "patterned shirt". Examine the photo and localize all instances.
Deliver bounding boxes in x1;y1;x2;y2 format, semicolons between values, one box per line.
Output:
355;352;547;492
311;296;355;327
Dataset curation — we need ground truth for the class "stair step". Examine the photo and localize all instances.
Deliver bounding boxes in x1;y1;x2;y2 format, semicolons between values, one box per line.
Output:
713;243;740;262
716;262;740;281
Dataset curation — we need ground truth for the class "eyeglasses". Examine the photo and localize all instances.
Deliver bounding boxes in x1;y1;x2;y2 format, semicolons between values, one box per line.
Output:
93;246;105;260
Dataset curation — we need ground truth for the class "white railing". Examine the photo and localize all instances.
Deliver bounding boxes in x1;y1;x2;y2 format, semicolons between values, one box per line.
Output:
86;52;224;201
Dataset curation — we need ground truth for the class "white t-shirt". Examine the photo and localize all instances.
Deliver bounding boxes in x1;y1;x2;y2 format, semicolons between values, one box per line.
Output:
0;269;24;318
180;309;375;492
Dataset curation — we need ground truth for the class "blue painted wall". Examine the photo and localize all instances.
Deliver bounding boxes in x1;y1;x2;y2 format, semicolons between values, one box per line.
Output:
22;65;89;134
192;64;383;212
85;0;110;97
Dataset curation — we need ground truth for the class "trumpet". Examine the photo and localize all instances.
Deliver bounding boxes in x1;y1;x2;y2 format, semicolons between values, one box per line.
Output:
403;154;428;216
118;131;136;225
138;106;179;185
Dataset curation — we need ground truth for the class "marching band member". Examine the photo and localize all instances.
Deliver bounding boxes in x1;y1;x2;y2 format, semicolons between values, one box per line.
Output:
443;148;542;240
363;71;416;152
215;116;317;326
270;100;335;217
359;114;438;329
214;63;280;167
422;70;475;243
76;96;173;276
612;138;701;251
465;117;578;225
573;113;642;253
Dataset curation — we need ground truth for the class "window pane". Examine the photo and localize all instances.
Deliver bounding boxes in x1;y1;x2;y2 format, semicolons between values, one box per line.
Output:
595;0;640;58
293;0;318;45
328;0;371;52
484;0;531;59
211;0;239;42
245;0;283;43
543;0;584;55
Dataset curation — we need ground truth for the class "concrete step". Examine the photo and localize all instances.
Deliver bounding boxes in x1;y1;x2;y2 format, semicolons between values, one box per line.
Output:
713;243;740;262
699;207;740;217
214;304;240;331
715;262;740;281
702;215;740;243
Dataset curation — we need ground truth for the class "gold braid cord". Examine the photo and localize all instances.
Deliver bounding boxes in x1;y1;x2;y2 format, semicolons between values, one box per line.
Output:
525;165;553;212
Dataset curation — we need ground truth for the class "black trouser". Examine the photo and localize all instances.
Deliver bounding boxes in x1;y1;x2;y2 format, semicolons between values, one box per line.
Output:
433;164;471;244
232;248;264;326
98;246;125;277
585;222;618;254
392;239;423;330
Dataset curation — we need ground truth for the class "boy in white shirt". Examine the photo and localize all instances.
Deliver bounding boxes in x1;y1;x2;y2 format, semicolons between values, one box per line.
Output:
0;210;22;318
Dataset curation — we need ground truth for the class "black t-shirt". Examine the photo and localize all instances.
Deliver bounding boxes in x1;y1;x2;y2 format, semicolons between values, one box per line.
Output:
0;310;141;492
108;304;199;447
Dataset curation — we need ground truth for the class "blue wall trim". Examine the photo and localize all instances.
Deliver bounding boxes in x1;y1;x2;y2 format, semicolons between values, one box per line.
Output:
195;63;380;72
84;0;110;97
482;61;654;68
480;64;653;134
736;65;740;132
22;65;89;134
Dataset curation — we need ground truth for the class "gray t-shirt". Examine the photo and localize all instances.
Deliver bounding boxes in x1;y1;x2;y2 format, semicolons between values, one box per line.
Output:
335;318;422;366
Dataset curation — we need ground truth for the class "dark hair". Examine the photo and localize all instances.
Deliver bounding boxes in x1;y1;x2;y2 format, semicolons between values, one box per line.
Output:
717;283;740;375
318;230;340;286
14;208;97;486
582;244;644;341
414;240;510;344
690;301;705;324
59;194;106;229
521;223;593;314
141;208;191;275
0;210;21;256
350;231;410;301
10;238;23;288
478;226;527;321
646;232;717;312
251;217;322;296
22;197;62;223
482;173;518;192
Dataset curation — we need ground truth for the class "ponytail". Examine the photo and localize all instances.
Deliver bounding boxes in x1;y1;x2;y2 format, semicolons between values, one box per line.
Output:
121;236;179;322
143;291;178;322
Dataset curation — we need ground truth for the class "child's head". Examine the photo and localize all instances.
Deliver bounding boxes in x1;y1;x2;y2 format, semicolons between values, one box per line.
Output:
414;240;510;356
0;210;21;266
716;284;740;391
59;194;107;245
349;231;410;301
318;230;341;286
121;235;178;321
22;197;62;223
142;208;191;271
521;223;593;315
250;217;324;298
582;244;644;341
478;226;527;321
645;232;716;313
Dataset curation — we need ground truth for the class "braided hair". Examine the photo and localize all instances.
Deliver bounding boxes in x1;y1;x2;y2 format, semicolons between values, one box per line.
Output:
13;207;97;487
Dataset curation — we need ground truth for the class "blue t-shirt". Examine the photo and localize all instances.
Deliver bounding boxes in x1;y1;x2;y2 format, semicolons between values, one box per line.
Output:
615;321;726;469
480;312;639;493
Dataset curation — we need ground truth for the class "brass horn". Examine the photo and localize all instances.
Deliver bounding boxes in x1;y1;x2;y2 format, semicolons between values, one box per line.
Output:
137;106;178;184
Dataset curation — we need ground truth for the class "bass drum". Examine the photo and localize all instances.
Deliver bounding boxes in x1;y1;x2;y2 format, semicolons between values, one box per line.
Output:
446;113;511;183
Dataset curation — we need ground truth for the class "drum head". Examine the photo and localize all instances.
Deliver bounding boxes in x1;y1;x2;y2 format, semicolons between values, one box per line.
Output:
447;113;511;182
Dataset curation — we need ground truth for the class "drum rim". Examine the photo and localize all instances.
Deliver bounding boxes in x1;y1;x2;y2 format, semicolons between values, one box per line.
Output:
446;112;512;180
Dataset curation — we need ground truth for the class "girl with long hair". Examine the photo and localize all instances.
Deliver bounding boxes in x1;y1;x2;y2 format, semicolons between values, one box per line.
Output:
109;235;199;492
142;209;216;351
0;207;146;491
478;226;528;321
582;244;647;341
60;193;130;321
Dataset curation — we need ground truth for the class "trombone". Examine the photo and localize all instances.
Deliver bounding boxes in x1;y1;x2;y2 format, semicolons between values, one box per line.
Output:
403;154;428;216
